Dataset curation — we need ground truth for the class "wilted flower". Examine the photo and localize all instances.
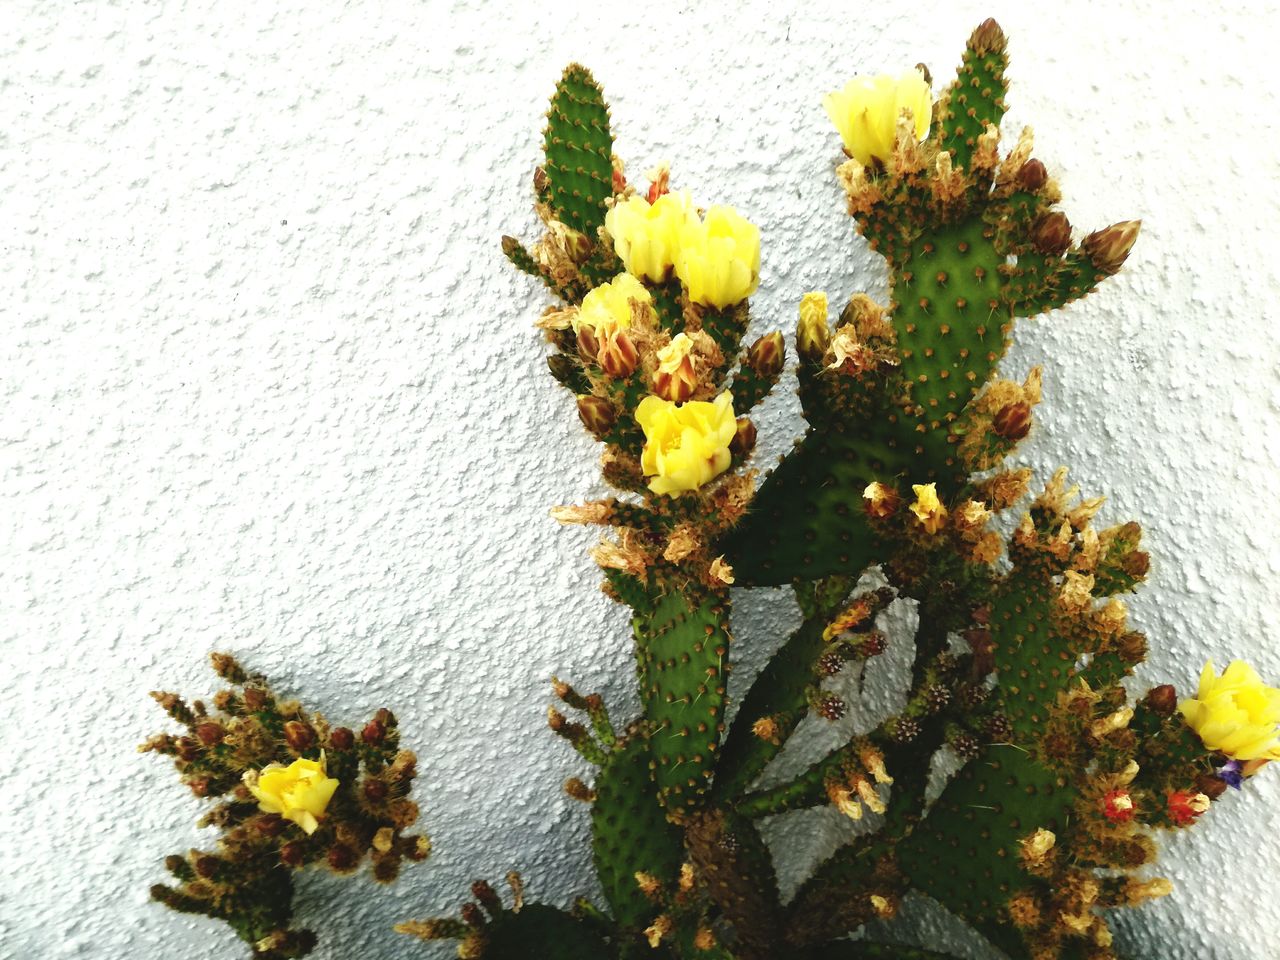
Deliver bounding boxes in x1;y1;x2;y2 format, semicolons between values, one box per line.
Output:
909;483;948;534
635;392;737;496
1178;660;1280;761
1101;789;1136;824
823;70;932;166
575;272;651;339
653;333;699;402
244;754;339;836
674;206;760;309
1166;790;1210;827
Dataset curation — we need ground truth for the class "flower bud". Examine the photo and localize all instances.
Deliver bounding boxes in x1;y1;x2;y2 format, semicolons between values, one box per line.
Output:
747;331;785;379
188;776;213;797
176;737;200;762
1030;212;1072;256
1017;158;1048;192
364;778;389;802
992;401;1033;441
471;880;502;911
1082;220;1142;275
796;292;831;362
194;722;224;746
598;329;639;378
328;843;359;872
576;325;600;362
1194;773;1229;800
194;855;220;878
329;727;355;750
242;687;267;711
1144;684;1178;716
546;353;580;388
280;841;306;867
256;814;286;838
730;417;757;458
576;395;616;438
1117;631;1147;664
970;17;1007;55
564;777;597;802
284;721;315;752
362;718;386;746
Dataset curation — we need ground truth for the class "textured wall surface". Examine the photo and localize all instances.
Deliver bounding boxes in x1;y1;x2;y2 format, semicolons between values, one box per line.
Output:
4;1;1279;958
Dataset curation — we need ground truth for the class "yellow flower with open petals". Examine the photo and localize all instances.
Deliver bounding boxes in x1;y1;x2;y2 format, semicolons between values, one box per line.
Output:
674;206;760;310
244;754;340;835
575;272;652;337
1178;660;1280;761
909;483;947;534
635;392;737;496
605;191;695;282
823;70;932;166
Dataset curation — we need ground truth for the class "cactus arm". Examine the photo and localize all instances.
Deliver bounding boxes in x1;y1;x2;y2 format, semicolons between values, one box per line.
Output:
542;64;613;238
633;582;731;818
711;581;857;801
590;737;685;935
937;20;1010;172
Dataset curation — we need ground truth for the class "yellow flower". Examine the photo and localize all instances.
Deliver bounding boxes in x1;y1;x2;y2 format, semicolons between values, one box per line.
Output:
674;206;760;309
575;272;652;337
823;70;932;166
605;191;695;282
635;392;737;496
1178;660;1280;761
796;291;831;360
909;483;947;534
244;754;340;835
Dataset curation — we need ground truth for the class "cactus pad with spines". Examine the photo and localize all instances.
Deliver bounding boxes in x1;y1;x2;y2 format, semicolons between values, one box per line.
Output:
543;64;614;237
634;582;731;817
591;736;685;933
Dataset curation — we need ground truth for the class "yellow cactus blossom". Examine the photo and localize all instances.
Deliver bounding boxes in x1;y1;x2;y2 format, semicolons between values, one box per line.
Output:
1178;660;1280;761
796;291;831;359
674;206;760;310
605;191;695;282
635;392;737;496
244;754;340;835
574;272;652;337
909;483;948;534
823;70;932;166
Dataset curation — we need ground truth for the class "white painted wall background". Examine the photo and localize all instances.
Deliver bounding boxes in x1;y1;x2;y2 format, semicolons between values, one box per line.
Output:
4;1;1279;958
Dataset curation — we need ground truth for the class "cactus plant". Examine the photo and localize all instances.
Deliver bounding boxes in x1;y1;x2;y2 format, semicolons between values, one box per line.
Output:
141;654;428;957
144;19;1280;960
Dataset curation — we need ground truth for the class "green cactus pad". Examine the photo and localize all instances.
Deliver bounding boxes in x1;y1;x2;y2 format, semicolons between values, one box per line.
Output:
634;585;730;816
543;64;614;237
484;903;612;960
937;20;1010;172
591;737;685;932
897;744;1075;925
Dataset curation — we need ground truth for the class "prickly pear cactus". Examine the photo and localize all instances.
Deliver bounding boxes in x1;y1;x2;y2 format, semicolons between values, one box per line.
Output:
467;19;1278;960
144;18;1280;960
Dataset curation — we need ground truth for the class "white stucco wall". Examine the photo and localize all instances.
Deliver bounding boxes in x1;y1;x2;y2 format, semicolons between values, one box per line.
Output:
4;1;1279;958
